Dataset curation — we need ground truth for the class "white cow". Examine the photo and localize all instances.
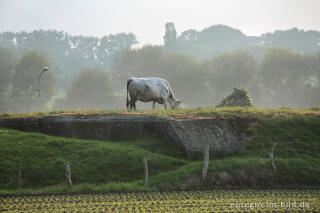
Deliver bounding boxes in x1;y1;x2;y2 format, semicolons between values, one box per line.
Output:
126;77;181;110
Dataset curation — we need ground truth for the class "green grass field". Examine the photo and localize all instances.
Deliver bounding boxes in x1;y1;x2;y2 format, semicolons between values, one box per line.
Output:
0;107;320;195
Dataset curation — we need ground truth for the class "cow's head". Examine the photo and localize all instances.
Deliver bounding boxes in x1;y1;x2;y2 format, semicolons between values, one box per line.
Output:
169;99;181;109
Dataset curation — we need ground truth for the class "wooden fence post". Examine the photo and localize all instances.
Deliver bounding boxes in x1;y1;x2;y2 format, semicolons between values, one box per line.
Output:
269;143;277;171
202;144;210;181
64;162;72;187
18;168;22;189
143;157;148;187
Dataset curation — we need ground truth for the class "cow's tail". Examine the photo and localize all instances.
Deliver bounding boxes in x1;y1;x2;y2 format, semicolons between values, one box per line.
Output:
126;79;132;110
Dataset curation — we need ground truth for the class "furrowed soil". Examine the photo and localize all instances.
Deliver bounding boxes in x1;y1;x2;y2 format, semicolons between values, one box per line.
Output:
1;190;319;212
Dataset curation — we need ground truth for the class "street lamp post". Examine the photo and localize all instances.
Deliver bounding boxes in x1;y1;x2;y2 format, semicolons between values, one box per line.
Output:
37;67;49;112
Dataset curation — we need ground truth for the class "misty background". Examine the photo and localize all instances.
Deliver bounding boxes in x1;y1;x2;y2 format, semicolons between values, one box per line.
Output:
0;0;320;112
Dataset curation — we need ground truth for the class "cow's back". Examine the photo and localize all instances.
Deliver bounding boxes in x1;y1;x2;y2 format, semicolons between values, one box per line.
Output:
128;77;167;102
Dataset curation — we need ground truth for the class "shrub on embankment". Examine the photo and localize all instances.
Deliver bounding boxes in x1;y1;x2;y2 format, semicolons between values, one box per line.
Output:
215;88;254;107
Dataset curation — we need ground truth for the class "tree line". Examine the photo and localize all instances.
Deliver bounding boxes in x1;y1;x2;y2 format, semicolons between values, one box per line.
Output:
0;23;320;112
163;23;320;60
0;30;137;88
112;46;320;108
1;45;319;113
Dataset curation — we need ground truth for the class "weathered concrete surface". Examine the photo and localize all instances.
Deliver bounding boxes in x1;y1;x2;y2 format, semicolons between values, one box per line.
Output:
39;115;171;141
0;115;251;158
0;117;40;132
168;119;248;157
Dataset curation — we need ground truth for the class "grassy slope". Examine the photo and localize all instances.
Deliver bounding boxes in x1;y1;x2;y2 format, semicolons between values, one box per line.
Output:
1;107;320;194
0;129;186;189
148;116;320;189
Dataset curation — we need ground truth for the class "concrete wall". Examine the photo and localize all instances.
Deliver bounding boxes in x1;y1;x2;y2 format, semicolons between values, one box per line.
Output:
0;115;251;158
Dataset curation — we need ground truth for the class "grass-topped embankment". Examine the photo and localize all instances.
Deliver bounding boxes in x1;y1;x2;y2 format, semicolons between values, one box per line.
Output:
1;106;320;119
0;129;186;189
0;107;320;194
145;115;320;189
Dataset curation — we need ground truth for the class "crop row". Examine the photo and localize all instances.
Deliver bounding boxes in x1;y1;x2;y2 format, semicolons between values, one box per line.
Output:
1;190;319;212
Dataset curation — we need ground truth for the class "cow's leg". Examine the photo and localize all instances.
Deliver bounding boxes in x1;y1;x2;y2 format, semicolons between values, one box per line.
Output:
133;101;136;110
130;98;137;110
163;100;168;109
152;101;156;109
159;96;168;110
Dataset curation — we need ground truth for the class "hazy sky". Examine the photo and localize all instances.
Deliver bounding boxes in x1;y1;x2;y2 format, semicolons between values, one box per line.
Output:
0;0;319;45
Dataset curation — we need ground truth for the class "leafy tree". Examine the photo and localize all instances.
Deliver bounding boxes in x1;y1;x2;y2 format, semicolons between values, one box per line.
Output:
164;24;320;60
291;53;320;107
178;29;199;42
260;48;309;107
0;30;138;90
162;54;210;107
198;25;245;52
310;53;320;87
0;47;17;112
164;23;177;46
204;51;258;104
262;28;320;54
112;45;211;107
112;45;166;87
0;32;16;51
10;51;56;112
53;68;117;110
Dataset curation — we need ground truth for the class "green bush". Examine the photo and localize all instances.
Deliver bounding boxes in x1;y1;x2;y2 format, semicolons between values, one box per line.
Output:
216;88;253;107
